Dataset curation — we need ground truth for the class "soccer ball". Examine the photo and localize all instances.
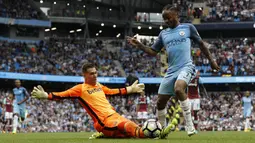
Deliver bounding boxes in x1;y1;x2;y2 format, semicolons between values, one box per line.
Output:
142;119;162;138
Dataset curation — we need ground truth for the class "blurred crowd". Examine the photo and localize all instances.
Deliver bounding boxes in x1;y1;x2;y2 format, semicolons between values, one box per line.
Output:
45;0;255;23
201;0;255;22
0;41;57;75
0;0;40;19
120;42;160;77
198;92;255;131
0;39;121;77
192;38;255;76
44;39;121;77
0;37;254;77
0;0;253;23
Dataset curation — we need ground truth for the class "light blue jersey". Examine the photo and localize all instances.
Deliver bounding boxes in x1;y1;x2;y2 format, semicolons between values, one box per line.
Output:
243;96;252;109
152;24;201;95
242;96;252;118
13;87;28;106
13;87;29;118
152;23;201;73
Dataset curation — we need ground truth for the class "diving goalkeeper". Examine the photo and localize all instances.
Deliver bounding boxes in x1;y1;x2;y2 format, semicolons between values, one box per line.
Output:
31;63;177;139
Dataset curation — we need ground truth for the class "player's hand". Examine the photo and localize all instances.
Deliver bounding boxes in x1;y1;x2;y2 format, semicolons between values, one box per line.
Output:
210;61;220;72
31;85;48;99
126;80;145;94
126;36;142;47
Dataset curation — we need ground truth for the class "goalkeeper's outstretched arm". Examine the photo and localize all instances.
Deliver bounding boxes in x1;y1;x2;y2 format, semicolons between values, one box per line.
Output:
101;80;145;96
31;85;82;99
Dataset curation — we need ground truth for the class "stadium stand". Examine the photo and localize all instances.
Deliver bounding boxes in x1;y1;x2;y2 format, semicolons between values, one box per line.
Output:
0;38;254;77
120;44;160;77
0;41;57;74
193;38;255;76
198;92;255;131
202;0;254;22
0;39;121;77
44;38;121;77
0;0;41;19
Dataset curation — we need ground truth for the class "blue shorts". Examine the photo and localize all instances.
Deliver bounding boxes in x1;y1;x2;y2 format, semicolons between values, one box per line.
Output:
243;109;251;118
13;104;26;118
158;65;196;95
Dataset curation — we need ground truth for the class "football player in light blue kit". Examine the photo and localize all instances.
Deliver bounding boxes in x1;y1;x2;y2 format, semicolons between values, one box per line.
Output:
242;91;253;132
12;80;29;134
127;5;220;137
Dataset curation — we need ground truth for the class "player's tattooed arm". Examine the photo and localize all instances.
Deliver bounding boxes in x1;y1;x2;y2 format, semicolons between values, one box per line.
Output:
126;36;158;56
137;44;158;56
199;41;214;62
199;41;220;71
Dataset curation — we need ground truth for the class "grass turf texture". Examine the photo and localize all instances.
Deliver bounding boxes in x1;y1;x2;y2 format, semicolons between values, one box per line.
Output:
0;132;254;143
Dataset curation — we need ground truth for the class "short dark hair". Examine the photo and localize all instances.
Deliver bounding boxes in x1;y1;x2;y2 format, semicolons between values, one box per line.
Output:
162;4;179;13
82;63;96;73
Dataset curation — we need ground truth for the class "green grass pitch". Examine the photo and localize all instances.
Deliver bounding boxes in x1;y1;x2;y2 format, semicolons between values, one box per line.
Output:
0;132;254;143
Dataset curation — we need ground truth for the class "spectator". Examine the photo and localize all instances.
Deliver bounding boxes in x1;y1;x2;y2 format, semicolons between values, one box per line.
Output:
201;0;254;22
0;0;40;19
0;37;254;77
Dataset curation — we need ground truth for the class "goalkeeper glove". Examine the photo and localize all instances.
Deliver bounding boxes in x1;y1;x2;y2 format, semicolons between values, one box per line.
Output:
126;80;145;94
31;85;48;99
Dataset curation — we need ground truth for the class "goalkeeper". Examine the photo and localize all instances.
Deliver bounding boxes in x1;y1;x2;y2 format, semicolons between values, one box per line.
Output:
31;63;176;139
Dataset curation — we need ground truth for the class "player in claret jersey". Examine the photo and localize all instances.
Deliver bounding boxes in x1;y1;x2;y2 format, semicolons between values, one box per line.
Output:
187;71;200;130
2;93;14;133
31;63;176;139
137;92;148;120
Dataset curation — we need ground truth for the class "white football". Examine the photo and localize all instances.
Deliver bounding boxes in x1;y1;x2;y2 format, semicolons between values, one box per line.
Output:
142;119;162;138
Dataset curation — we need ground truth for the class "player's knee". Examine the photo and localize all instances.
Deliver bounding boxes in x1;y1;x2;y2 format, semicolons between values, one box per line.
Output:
174;87;185;96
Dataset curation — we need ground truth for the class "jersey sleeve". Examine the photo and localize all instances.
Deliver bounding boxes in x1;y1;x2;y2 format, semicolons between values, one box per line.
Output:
100;84;127;96
23;88;29;97
189;24;202;44
48;84;82;100
151;32;164;52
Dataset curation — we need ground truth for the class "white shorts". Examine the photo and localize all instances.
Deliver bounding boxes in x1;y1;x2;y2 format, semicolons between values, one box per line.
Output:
5;112;13;119
137;112;148;119
189;99;200;111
